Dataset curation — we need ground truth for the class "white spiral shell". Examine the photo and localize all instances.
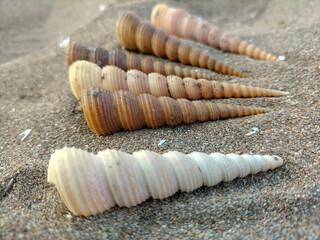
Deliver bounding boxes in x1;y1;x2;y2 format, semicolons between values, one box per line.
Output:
69;60;288;100
48;147;283;216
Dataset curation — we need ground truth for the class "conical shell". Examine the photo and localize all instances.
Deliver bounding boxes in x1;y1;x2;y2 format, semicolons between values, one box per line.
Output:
115;12;248;78
69;60;288;100
66;42;217;80
150;3;279;61
48;147;283;216
81;87;270;135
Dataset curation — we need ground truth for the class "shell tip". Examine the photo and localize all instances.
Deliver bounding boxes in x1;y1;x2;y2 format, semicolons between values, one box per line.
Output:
262;107;272;113
280;91;290;96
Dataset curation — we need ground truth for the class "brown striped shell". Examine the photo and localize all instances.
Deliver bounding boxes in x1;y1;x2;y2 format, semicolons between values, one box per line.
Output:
115;12;249;78
69;60;288;100
81;87;270;135
48;147;283;216
66;42;218;80
150;3;279;61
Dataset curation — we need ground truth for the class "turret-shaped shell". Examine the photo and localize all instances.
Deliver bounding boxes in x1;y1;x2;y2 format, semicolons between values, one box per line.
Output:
69;60;288;100
81;87;270;135
116;12;248;78
66;42;217;80
48;147;283;216
151;3;278;61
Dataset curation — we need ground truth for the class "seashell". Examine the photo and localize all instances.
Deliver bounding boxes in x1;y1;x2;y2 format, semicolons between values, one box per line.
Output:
150;3;278;61
66;42;218;80
65;42;90;67
81;87;270;135
69;60;288;100
48;147;284;216
115;12;248;78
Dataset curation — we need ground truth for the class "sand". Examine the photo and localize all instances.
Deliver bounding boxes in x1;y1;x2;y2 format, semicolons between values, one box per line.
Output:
0;0;319;239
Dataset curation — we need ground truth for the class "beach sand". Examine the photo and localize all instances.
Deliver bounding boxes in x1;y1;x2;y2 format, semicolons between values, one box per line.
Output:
0;0;319;239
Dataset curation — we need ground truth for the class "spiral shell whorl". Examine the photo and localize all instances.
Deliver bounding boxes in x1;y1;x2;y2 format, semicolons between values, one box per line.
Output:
48;147;283;216
66;43;217;80
69;61;288;100
151;3;278;61
116;12;248;78
47;148;117;216
81;87;270;135
66;43;89;66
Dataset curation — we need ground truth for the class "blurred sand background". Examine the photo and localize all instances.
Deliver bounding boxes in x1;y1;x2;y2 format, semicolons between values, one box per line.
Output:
0;0;319;239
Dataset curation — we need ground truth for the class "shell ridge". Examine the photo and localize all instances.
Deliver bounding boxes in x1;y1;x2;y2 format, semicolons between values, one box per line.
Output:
50;148;80;215
68;148;94;216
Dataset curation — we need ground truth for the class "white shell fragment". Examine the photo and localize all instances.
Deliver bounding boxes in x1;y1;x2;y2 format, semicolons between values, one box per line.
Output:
98;4;105;11
158;139;166;146
246;127;260;136
48;147;283;216
59;37;70;48
19;129;31;141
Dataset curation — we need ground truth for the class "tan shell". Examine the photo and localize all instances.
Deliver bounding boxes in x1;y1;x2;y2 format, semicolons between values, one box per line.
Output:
69;60;288;100
48;147;283;216
115;12;248;78
81;87;270;135
66;42;217;80
151;3;278;61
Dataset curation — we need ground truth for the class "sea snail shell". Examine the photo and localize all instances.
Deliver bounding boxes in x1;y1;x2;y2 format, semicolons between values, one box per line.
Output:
48;147;283;216
81;87;270;135
66;42;217;80
69;60;288;100
115;12;249;78
151;3;279;61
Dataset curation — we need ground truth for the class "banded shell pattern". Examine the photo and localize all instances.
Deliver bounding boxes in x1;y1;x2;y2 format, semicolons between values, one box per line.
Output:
81;87;270;135
66;42;217;80
48;147;283;216
116;12;248;78
151;3;279;61
69;60;288;100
